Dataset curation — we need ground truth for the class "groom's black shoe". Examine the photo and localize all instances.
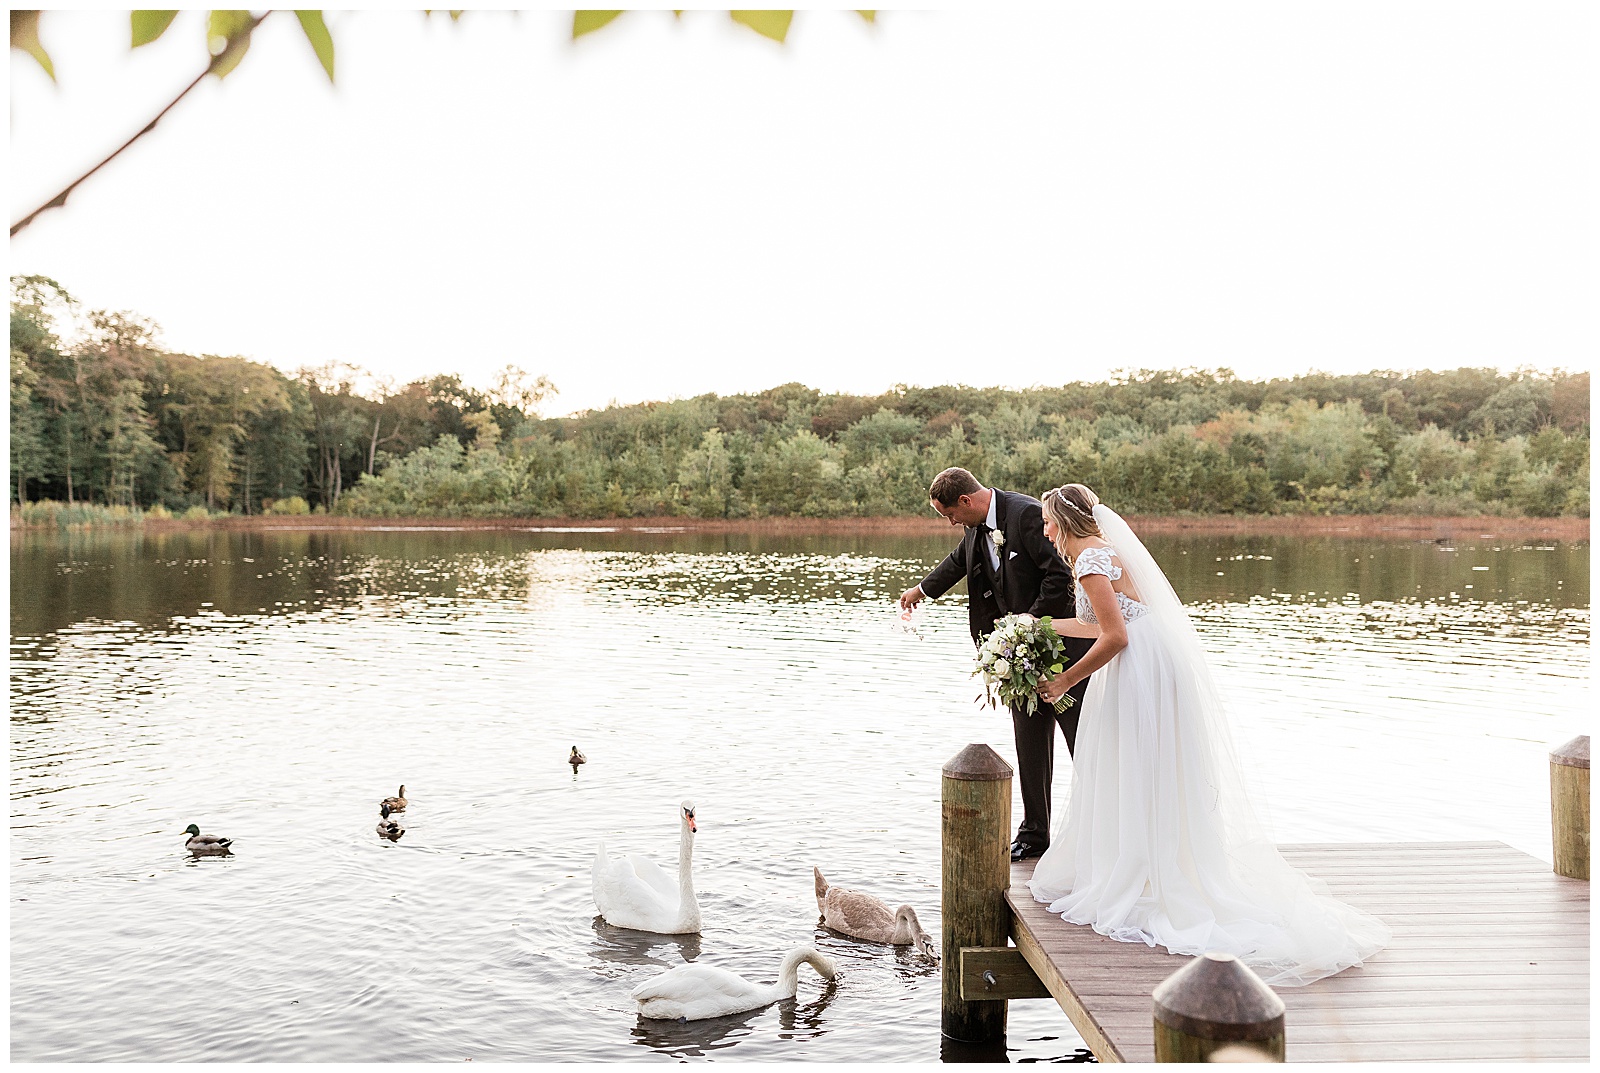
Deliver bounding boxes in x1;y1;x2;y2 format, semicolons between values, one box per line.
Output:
1010;840;1045;862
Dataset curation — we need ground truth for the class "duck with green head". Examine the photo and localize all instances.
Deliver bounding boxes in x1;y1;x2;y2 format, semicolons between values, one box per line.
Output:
376;804;404;841
182;824;232;855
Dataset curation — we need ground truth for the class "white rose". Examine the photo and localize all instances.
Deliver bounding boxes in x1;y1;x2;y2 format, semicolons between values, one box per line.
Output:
994;658;1012;677
992;530;1006;547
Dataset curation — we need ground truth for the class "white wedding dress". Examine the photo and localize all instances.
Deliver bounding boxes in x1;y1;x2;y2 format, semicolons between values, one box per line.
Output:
1027;506;1390;987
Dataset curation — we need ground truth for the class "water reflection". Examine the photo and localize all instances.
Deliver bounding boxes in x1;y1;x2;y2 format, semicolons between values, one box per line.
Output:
630;1004;761;1057
10;528;1589;643
778;977;840;1036
590;916;704;969
815;923;942;976
940;1033;1013;1063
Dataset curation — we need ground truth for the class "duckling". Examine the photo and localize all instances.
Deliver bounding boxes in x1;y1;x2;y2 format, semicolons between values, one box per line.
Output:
569;747;587;766
182;823;232;855
376;803;404;841
379;785;407;813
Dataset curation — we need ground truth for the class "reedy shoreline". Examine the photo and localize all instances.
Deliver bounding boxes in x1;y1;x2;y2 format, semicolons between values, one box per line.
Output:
11;508;1588;541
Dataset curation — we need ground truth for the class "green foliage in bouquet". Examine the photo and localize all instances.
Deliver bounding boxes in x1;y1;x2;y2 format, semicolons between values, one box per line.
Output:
973;613;1074;716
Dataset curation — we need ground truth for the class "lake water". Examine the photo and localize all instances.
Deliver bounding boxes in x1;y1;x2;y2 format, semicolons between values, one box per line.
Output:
9;524;1590;1062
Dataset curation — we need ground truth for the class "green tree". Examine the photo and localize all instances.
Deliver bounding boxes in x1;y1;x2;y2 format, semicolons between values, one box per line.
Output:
299;363;373;510
154;354;294;510
747;430;846;516
9;347;47;506
677;428;734;517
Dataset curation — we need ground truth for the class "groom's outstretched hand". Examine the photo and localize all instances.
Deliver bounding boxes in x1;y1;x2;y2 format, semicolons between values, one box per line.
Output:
899;584;925;611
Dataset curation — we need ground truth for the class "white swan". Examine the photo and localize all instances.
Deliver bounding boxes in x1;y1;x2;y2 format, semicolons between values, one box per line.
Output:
814;867;938;959
632;946;837;1021
592;800;701;934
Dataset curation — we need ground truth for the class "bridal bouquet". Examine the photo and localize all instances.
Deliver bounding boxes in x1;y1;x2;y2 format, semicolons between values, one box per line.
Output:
973;614;1074;716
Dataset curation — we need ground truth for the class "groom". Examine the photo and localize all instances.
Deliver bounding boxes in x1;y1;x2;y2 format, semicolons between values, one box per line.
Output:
899;468;1094;861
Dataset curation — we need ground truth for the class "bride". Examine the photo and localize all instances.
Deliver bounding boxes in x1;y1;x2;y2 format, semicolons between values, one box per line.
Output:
1027;483;1389;986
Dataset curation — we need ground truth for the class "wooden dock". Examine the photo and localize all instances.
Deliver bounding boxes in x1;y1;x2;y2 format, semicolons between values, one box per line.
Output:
1003;841;1590;1063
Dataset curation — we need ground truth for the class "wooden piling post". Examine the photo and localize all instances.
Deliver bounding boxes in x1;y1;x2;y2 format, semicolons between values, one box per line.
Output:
1550;735;1589;881
1152;952;1285;1063
941;743;1013;1043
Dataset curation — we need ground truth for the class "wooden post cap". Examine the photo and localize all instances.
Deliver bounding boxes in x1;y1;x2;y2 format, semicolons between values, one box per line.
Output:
1153;952;1285;1042
943;743;1013;782
1551;736;1590;770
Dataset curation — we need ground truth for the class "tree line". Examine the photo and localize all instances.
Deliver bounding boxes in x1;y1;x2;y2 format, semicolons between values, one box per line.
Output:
10;276;552;517
11;276;1589;521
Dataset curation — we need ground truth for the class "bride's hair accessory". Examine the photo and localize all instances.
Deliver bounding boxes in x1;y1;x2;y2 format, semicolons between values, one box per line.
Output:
1042;483;1102;545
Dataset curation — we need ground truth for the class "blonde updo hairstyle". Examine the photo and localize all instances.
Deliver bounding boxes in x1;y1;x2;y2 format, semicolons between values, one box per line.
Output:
1042;483;1102;558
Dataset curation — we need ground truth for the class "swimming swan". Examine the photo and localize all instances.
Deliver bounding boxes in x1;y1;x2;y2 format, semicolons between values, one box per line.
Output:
592;801;701;934
814;867;938;959
632;945;837;1021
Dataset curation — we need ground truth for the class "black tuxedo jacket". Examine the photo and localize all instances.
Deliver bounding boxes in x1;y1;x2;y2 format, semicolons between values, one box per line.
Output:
919;488;1084;648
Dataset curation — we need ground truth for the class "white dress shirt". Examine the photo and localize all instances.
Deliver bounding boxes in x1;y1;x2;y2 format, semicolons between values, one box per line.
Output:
981;489;1001;573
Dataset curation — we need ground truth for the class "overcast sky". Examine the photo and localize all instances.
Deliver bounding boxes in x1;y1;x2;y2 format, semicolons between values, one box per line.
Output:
9;4;1592;416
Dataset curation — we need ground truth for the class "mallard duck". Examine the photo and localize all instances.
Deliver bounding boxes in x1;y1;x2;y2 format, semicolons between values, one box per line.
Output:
377;803;404;840
632;945;837;1021
379;785;407;812
182;823;232;855
569;746;588;766
592;801;701;934
814;867;938;959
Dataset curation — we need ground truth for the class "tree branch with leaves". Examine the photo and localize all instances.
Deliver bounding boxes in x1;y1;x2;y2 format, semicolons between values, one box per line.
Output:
10;10;337;236
10;9;871;236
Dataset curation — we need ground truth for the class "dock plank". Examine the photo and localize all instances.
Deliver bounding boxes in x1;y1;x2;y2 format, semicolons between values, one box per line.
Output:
1004;842;1588;1063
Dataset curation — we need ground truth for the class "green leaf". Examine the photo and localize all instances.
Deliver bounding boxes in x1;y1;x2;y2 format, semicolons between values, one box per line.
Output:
295;11;334;82
131;11;178;48
10;10;55;81
572;11;623;39
730;10;792;42
206;10;255;78
857;10;875;22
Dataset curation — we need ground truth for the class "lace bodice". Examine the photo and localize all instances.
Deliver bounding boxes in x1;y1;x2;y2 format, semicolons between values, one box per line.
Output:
1072;546;1148;624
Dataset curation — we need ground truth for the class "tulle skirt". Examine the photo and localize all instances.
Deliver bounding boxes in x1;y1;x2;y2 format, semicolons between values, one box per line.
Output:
1027;615;1390;986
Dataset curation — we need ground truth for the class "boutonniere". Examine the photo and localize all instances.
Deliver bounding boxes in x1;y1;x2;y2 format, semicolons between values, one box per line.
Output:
991;530;1006;548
